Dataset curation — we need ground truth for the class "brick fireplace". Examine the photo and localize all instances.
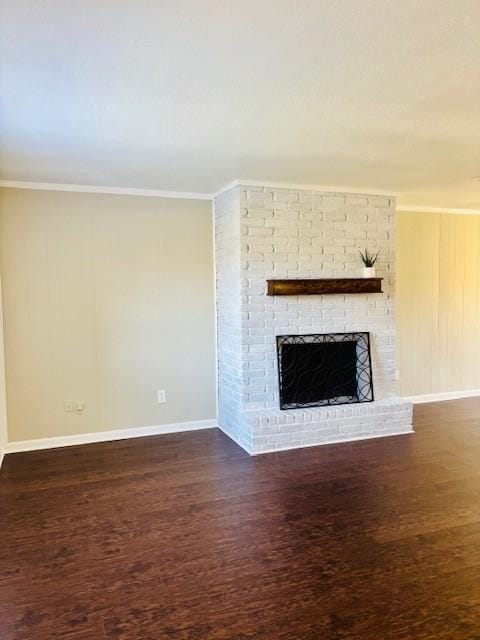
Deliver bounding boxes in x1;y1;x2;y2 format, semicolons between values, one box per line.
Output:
214;182;413;454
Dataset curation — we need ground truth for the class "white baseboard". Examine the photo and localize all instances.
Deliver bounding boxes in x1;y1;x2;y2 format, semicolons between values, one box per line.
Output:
406;389;480;404
0;450;4;469
4;419;218;454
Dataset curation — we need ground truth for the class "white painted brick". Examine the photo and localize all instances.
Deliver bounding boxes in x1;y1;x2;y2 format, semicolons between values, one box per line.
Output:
346;196;369;206
215;183;412;455
246;217;266;227
268;433;293;444
248;227;274;237
322;196;346;210
273;190;290;202
274;228;299;237
247;208;274;219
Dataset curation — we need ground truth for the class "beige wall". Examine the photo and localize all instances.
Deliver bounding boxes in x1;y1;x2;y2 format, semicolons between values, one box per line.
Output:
0;277;7;460
0;188;216;442
397;210;480;397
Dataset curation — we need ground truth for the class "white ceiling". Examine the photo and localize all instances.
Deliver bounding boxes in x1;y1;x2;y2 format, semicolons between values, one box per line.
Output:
1;0;479;207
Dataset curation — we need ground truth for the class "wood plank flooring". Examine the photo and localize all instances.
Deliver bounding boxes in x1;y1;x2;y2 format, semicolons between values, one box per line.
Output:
2;399;480;639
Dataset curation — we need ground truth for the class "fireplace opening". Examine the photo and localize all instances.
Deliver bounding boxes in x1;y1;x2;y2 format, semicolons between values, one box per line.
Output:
276;333;373;410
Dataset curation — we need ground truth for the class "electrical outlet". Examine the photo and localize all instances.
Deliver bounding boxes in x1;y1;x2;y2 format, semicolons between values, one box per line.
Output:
75;401;85;414
64;400;74;413
157;389;166;404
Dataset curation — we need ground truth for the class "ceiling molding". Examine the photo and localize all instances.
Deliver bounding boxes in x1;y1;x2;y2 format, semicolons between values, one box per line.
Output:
0;180;212;201
397;205;480;216
212;180;239;198
0;178;399;202
213;179;397;199
4;181;478;215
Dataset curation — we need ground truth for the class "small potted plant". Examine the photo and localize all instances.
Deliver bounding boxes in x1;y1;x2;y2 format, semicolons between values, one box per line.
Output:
359;249;379;278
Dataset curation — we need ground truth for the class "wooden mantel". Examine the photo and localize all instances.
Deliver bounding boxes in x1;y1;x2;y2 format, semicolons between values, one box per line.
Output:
266;278;383;296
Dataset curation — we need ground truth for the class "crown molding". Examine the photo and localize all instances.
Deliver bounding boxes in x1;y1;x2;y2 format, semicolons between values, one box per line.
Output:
0;180;212;201
5;180;478;214
397;205;480;215
212;180;239;197
213;179;397;199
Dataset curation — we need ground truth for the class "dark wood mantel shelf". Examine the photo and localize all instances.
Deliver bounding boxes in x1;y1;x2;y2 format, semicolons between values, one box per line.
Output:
267;278;383;296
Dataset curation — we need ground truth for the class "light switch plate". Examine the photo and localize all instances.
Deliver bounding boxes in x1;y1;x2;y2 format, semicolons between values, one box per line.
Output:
64;400;74;412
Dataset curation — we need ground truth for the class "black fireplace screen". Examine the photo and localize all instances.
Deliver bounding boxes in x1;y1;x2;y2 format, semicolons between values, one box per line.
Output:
276;333;373;410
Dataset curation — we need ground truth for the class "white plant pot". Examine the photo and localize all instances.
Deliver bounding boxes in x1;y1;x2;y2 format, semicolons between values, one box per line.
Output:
363;266;376;278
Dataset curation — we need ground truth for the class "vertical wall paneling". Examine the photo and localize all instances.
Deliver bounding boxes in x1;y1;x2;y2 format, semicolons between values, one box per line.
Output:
397;211;480;396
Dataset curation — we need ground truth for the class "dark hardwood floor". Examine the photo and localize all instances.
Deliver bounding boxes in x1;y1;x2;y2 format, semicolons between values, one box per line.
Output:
2;399;480;639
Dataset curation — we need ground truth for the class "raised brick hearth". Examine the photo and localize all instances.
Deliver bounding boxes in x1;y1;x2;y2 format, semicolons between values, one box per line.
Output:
214;183;413;454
